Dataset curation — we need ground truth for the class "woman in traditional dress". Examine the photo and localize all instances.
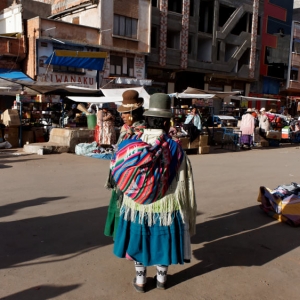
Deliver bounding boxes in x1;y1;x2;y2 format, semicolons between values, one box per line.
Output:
104;90;146;239
97;103;116;145
111;93;197;292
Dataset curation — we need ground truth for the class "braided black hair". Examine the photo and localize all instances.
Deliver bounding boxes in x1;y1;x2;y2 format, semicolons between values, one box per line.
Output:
146;116;170;129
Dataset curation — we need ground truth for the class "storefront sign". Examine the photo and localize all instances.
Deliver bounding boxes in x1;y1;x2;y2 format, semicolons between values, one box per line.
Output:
37;72;97;89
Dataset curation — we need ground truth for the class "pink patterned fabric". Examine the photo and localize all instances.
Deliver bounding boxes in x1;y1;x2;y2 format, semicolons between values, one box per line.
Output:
159;0;168;66
249;0;259;78
181;0;190;69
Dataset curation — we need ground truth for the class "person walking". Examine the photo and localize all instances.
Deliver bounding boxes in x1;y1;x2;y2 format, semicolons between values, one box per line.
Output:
110;93;197;292
104;90;146;239
240;108;255;148
258;107;270;139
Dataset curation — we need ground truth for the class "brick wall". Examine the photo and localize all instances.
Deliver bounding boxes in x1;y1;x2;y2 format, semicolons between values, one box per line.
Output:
114;0;139;18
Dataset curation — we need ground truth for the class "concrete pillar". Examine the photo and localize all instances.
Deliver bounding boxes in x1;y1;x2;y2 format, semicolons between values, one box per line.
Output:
211;0;219;62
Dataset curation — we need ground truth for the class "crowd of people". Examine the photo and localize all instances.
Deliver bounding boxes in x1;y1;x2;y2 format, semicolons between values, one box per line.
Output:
239;106;300;148
104;90;197;293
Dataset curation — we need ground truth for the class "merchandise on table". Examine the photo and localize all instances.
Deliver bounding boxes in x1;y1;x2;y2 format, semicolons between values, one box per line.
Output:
258;183;300;226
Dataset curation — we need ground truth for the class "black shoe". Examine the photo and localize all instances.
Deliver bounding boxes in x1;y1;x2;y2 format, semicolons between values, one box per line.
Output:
132;278;145;293
154;275;166;290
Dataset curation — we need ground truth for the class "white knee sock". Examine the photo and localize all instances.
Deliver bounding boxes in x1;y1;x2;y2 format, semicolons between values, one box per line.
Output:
134;261;147;284
156;265;168;283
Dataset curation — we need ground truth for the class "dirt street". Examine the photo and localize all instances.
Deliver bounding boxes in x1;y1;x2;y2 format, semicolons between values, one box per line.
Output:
1;146;300;300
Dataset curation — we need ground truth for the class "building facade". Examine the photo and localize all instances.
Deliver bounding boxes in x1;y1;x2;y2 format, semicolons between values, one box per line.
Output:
48;0;152;88
148;0;264;101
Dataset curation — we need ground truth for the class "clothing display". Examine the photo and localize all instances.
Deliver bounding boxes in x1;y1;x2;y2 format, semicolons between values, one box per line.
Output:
257;182;300;226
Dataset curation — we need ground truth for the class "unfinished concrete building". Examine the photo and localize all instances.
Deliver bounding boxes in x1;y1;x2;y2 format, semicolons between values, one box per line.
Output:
148;0;264;104
48;0;152;88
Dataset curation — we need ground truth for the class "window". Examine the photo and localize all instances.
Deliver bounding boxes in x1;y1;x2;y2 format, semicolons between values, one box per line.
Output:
291;68;299;81
113;15;138;39
151;27;158;48
110;55;123;75
152;0;158;7
199;0;214;33
72;17;79;24
167;30;180;49
190;0;194;16
110;55;134;77
39;56;48;68
218;4;235;27
53;65;85;74
293;40;300;53
168;0;182;14
127;58;134;77
188;35;193;54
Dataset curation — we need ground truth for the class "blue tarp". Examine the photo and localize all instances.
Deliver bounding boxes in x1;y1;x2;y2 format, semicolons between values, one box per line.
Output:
45;52;106;71
0;69;34;82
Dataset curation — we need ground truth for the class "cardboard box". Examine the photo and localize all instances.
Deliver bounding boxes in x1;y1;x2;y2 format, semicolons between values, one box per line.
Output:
190;136;200;148
1;109;21;127
32;127;45;142
22;130;34;144
266;130;281;140
199;146;210;154
261;140;269;147
4;127;19;147
200;135;208;146
281;127;290;139
179;137;189;149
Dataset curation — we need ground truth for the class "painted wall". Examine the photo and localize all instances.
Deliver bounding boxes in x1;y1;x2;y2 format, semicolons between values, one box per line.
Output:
0;4;22;34
260;0;293;80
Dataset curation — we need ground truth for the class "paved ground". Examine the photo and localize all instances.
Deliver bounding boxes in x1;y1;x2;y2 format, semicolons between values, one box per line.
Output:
1;145;300;300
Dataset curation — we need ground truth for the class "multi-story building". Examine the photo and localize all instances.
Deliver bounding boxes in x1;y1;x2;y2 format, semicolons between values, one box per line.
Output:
147;0;264;113
48;0;152;88
0;0;51;111
248;0;294;112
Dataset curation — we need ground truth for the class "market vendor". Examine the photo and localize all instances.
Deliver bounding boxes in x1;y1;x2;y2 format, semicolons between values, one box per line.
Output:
183;105;202;142
282;108;292;119
257;107;270;138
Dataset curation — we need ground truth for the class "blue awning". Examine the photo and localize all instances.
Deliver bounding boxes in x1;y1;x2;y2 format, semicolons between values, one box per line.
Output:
45;50;107;71
0;69;34;81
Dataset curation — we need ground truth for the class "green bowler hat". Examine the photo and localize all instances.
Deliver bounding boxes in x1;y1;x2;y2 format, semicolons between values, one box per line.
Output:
143;93;172;118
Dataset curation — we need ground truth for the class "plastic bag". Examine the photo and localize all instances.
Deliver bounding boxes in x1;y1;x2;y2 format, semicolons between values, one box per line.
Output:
0;141;12;149
75;141;98;156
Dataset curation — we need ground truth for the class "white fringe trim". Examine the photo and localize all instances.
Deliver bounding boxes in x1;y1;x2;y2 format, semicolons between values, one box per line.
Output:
120;155;197;233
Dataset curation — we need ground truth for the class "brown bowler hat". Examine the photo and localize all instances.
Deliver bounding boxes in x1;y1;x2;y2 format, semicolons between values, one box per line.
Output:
117;90;144;113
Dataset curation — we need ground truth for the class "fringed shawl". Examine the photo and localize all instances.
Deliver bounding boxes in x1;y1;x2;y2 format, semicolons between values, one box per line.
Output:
120;155;197;235
111;134;184;204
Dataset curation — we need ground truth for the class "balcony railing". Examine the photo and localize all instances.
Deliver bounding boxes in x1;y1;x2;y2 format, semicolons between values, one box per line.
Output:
288;80;300;90
291;53;300;67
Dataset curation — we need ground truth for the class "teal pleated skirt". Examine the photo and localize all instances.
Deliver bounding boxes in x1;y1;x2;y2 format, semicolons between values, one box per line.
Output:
113;211;185;267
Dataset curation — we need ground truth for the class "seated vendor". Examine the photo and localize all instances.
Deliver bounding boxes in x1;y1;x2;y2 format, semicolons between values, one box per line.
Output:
183;106;202;142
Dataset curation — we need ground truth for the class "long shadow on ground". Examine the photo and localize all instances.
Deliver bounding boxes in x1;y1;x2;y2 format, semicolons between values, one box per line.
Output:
0;200;112;269
167;205;300;287
1;284;81;300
